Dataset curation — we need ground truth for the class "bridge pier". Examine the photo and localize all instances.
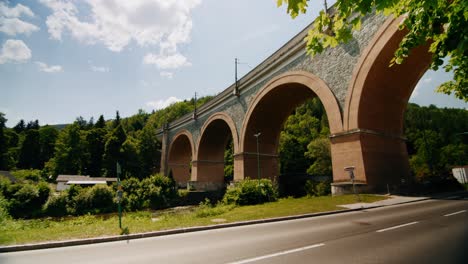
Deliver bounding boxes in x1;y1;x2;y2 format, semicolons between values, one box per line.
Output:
330;129;410;194
234;152;279;182
190;160;226;191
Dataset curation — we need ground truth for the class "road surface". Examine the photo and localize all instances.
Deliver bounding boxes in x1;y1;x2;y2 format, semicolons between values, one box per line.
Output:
1;195;467;264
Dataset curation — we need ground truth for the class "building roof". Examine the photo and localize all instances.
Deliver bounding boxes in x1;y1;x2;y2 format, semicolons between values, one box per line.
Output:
66;180;107;185
57;175;117;183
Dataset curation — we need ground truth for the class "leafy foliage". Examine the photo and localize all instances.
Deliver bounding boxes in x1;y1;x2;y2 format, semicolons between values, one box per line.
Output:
223;178;278;205
304;179;331;197
278;0;468;101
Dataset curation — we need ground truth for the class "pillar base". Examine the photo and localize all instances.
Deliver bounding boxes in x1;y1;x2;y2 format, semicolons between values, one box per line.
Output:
331;182;374;195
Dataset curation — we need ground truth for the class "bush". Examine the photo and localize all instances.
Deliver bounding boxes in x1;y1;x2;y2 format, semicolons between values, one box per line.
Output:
73;185;115;215
305;180;331;197
123;174;177;211
195;199;233;218
11;169;43;183
44;193;69;217
8;183;50;218
223;178;278;205
0;194;11;225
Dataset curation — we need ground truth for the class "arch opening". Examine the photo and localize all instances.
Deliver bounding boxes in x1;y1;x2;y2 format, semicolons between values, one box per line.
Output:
193;113;238;191
167;132;193;188
338;17;434;191
239;72;342;188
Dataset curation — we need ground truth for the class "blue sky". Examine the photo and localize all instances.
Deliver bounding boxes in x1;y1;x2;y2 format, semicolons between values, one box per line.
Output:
0;0;466;127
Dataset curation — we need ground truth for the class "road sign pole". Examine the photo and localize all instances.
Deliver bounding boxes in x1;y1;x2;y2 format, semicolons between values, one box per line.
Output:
117;162;122;229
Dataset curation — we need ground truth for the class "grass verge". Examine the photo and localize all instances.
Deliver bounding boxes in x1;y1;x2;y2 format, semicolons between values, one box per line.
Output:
0;194;386;246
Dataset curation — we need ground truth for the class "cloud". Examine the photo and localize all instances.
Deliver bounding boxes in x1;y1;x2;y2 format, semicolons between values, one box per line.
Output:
160;71;174;79
0;39;31;64
35;61;63;73
411;78;433;99
143;53;191;69
0;2;39;36
40;0;200;55
146;96;182;110
90;65;109;72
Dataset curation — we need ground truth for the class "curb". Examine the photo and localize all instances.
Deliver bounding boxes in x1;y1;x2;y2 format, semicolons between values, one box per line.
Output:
1;192;464;253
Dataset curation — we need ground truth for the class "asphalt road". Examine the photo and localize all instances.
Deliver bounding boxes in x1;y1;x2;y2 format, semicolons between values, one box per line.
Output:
1;195;467;264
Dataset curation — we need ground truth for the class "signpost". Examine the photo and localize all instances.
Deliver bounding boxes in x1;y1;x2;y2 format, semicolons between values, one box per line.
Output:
116;162;122;229
344;166;360;202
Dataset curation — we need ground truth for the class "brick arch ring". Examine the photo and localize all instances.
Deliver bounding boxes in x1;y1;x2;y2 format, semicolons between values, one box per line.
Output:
239;71;343;152
197;112;240;156
167;129;196;161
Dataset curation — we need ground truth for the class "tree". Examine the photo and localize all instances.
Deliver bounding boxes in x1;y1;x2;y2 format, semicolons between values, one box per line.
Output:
50;124;85;176
13;119;25;134
278;0;467;101
305;137;332;176
95;115;106;129
138;121;161;178
39;126;59;168
85;127;106;177
103;124;127;177
18;129;41;169
0;113;7;170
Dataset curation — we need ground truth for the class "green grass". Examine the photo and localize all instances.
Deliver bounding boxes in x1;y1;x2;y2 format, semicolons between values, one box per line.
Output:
0;194;386;246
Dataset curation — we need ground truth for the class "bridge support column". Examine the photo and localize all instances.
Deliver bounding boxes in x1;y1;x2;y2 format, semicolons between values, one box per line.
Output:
168;163;191;189
191;160;226;191
233;152;279;182
330;129;410;194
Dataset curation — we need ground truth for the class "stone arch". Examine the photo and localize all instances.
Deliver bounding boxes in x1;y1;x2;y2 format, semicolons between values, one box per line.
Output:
334;16;432;189
238;71;343;181
167;130;195;187
192;112;239;190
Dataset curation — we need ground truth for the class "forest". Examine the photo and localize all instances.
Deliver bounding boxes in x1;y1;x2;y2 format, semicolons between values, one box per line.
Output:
0;97;467;188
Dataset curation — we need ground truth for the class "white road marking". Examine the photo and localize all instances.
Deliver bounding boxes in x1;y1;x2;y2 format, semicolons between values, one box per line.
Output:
446;196;459;199
226;243;325;264
444;210;467;217
376;222;419;233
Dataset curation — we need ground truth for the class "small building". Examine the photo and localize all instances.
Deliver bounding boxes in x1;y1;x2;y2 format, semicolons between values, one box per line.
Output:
452;166;468;185
56;175;117;191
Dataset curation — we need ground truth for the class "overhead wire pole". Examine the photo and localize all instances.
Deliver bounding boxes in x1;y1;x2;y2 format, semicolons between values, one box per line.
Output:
233;58;239;96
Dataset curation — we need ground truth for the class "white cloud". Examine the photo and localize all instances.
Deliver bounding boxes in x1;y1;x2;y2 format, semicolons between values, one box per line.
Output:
160;71;174;79
0;39;31;64
0;2;39;36
143;53;191;69
40;0;200;59
146;96;182;110
0;2;34;18
91;65;109;72
422;77;432;83
35;61;63;73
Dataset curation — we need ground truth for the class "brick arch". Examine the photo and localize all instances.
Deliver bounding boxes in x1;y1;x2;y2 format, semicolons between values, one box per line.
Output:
197;112;239;155
192;112;239;189
240;71;343;152
238;71;343;180
344;17;432;133
167;130;195;187
334;16;432;189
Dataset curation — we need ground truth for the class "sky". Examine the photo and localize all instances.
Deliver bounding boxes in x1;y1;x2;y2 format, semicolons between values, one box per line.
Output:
0;0;466;127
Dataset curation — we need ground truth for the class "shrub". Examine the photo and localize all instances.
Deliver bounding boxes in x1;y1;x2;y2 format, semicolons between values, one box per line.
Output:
8;183;50;218
0;194;11;225
73;185;115;215
195;199;233;218
44;192;68;217
305;180;331;197
11;169;43;183
223;178;278;205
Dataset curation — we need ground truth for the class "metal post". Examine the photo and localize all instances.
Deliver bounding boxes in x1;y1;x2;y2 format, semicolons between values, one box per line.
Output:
116;162;122;229
254;133;261;179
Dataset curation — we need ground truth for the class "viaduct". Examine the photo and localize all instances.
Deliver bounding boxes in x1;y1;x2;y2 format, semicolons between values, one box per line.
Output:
156;12;432;194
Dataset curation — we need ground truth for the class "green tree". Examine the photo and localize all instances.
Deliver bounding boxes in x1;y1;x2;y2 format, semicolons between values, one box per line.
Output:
0;113;7;170
103;124;127;177
278;0;467;101
50;124;85;176
13;119;25;134
85;127;106;177
18;129;41;169
305;137;332;176
138;120;161;178
39;126;59;168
